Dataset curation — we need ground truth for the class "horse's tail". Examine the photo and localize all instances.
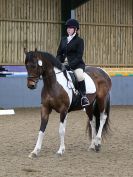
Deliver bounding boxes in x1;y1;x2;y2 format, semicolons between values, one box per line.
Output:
87;93;111;138
102;92;111;136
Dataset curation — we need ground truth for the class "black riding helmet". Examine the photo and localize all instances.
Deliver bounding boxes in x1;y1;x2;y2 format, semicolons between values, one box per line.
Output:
65;19;79;30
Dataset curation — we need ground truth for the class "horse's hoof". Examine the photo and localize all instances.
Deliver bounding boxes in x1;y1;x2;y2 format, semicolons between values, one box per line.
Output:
28;152;38;158
56;151;64;156
88;145;95;151
56;149;65;156
56;152;63;156
95;144;101;152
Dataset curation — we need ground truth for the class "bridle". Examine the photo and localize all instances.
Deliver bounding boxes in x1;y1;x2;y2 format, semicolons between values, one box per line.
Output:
27;63;64;82
26;61;45;82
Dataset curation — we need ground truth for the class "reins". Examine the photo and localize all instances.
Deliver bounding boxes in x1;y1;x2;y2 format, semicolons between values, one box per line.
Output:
28;70;64;81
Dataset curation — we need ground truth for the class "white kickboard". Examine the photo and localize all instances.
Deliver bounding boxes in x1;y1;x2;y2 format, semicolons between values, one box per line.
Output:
0;109;15;116
84;73;96;94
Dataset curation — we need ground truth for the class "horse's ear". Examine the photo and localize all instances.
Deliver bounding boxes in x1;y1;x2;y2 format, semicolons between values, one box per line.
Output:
34;48;38;58
24;48;28;54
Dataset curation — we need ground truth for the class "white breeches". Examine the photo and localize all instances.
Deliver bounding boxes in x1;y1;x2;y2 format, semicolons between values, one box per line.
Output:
74;68;84;82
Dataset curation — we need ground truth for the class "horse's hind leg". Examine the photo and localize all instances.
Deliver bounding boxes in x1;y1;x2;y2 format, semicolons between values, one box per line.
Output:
94;95;110;152
29;106;50;158
95;111;107;151
57;112;68;155
85;105;96;150
89;115;97;150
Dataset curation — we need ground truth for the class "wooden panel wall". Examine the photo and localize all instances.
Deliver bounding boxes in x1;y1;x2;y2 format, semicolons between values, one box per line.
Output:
75;0;133;67
0;0;61;64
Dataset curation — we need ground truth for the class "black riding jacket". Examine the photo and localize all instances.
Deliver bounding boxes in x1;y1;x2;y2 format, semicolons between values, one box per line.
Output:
56;34;85;70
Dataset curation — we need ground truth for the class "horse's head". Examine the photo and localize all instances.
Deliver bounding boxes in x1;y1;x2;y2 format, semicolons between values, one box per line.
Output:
24;48;44;89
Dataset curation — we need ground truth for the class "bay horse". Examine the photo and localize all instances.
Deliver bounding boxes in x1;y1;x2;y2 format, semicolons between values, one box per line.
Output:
24;48;112;158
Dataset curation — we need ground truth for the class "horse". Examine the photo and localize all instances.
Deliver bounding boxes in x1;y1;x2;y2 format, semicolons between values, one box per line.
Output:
24;48;112;158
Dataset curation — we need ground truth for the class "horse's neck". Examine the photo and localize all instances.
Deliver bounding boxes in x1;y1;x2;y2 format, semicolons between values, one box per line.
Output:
42;67;57;89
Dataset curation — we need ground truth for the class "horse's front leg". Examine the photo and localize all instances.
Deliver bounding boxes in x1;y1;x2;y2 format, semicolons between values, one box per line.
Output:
29;106;50;158
57;112;68;155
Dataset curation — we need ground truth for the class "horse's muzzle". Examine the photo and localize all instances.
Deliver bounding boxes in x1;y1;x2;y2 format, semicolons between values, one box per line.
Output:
27;80;37;89
28;84;37;89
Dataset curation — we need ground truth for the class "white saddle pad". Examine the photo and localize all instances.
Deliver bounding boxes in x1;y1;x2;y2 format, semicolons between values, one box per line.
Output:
84;73;96;94
55;68;96;95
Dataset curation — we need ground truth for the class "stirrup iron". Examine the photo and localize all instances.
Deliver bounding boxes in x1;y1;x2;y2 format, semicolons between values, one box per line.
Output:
81;96;90;107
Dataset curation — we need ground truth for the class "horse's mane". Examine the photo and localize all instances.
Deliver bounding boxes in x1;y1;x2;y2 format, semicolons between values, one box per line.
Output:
25;51;63;70
25;51;62;70
42;52;62;70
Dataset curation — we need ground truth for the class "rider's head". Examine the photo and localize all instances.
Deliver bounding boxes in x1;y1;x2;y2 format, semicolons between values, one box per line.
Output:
65;19;79;36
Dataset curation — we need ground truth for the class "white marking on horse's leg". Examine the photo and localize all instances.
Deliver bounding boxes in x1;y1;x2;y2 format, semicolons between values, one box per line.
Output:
95;111;107;146
57;116;67;155
89;116;96;150
29;131;45;158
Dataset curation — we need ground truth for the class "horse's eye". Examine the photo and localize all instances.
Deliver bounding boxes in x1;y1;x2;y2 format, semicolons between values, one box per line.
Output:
32;64;37;68
26;63;36;69
25;63;29;68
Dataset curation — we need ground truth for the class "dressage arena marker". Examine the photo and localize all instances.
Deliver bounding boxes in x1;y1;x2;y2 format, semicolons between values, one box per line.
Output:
0;109;15;115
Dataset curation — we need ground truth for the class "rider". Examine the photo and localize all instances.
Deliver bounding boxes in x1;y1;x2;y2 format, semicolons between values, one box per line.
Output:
56;18;89;107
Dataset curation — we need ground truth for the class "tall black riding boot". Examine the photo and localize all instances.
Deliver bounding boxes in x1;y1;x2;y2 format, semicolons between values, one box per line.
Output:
78;80;90;107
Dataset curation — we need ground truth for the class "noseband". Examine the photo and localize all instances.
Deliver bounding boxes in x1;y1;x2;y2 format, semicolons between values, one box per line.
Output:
27;75;40;84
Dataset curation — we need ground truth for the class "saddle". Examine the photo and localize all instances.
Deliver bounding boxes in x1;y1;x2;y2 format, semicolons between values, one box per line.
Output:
63;67;96;95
